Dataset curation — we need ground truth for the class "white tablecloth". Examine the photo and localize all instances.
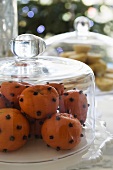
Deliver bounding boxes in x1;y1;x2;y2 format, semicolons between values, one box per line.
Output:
78;95;113;170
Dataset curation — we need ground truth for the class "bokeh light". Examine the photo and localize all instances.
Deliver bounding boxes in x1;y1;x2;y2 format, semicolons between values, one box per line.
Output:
86;5;113;23
82;0;103;6
65;3;71;9
20;0;30;4
22;6;29;13
89;20;94;27
19;20;27;27
62;12;72;21
104;0;113;5
87;7;98;18
27;11;34;18
40;0;53;5
31;7;38;14
56;47;64;53
37;25;45;33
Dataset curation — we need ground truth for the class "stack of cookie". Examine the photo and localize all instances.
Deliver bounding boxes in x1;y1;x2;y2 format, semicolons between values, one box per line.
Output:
60;44;113;91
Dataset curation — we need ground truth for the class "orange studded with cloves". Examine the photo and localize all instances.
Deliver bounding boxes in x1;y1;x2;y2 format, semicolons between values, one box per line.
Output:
0;108;30;152
59;89;89;125
41;112;82;150
19;85;59;119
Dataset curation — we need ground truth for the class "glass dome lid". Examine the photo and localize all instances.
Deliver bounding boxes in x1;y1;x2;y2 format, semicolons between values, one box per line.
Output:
44;16;113;63
43;16;113;93
0;55;93;83
46;16;113;46
0;33;95;166
0;33;93;85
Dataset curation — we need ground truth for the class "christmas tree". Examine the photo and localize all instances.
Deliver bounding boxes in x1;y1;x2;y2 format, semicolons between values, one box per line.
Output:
18;0;113;38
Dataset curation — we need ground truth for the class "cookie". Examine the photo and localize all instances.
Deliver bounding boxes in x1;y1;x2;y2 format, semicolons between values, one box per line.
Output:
73;44;91;54
95;77;113;91
106;68;113;73
60;51;76;58
68;53;88;63
89;59;107;76
104;73;113;79
86;53;102;64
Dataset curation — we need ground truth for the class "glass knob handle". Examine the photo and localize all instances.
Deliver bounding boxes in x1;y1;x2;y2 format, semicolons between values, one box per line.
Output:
74;16;90;32
10;34;46;60
74;16;91;38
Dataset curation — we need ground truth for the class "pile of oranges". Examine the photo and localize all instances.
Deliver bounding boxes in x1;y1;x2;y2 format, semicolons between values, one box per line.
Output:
0;81;89;152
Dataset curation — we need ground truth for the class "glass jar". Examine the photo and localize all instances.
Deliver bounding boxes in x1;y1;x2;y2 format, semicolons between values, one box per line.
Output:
44;16;113;94
0;0;18;57
0;34;95;169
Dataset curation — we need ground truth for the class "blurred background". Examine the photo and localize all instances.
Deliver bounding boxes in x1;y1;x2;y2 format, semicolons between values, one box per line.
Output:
17;0;113;38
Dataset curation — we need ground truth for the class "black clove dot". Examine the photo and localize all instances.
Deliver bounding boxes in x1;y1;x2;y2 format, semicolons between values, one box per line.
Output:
64;92;68;96
39;121;44;125
74;114;77;118
83;104;86;108
69;139;74;143
25;85;29;88
49;135;54;139
2;149;8;152
36;111;41;116
15;85;20;88
52;98;56;102
56;116;60;121
23;135;27;140
19;98;23;102
10;136;15;141
17;125;22;130
79;90;83;94
80;134;84;137
57;107;60;111
73;88;76;90
11;101;15;105
83;123;85;127
33;91;38;95
68;122;73;127
6;114;11;120
69;97;74;102
47;87;52;91
56;146;60;151
10;93;15;97
47;114;52;119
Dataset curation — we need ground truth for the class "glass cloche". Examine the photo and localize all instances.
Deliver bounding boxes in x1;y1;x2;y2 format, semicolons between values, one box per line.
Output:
0;34;95;170
44;16;113;93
